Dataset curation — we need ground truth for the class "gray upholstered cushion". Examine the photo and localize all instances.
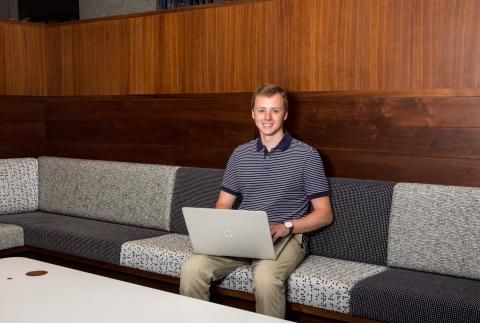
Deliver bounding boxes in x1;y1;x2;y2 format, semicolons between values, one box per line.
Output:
38;157;178;230
218;265;254;293
121;234;193;277
388;183;480;280
308;178;394;265
0;158;38;215
120;233;254;293
0;212;166;264
169;167;225;234
350;268;480;323
0;223;24;250
287;255;386;314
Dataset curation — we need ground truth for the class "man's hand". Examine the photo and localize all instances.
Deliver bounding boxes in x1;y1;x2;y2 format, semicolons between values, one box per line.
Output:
270;223;290;243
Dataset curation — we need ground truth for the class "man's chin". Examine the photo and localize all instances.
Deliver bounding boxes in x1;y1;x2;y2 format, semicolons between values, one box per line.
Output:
259;128;283;137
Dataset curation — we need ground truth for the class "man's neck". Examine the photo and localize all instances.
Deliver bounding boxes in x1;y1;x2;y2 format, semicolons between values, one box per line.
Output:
260;130;285;151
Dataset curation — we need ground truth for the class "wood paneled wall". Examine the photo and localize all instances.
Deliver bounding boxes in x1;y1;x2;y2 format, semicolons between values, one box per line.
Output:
44;94;255;167
0;21;46;95
0;97;46;157
3;90;479;186
2;0;480;188
3;0;480;95
44;0;480;95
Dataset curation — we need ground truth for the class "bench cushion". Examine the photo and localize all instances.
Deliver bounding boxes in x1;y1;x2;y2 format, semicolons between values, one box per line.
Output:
350;267;480;323
121;234;193;277
287;255;386;314
0;212;166;264
308;178;394;265
0;223;24;250
0;158;38;215
388;183;480;280
120;234;253;293
38;157;178;230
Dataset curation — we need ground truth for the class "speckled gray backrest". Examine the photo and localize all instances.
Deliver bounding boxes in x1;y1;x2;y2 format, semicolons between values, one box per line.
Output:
307;178;395;265
388;183;480;280
38;157;178;230
169;167;225;234
0;158;38;215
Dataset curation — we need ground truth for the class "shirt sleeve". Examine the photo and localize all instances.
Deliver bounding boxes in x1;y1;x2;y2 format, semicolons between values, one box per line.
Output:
304;148;330;199
220;148;241;196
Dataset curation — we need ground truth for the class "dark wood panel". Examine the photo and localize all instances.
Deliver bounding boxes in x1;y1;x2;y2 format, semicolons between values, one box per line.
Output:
3;91;480;187
0;143;45;158
0;100;45;121
0;98;46;158
45;142;234;168
44;94;252;121
0;121;45;140
290;96;480;127
320;150;480;186
46;120;254;146
298;126;480;159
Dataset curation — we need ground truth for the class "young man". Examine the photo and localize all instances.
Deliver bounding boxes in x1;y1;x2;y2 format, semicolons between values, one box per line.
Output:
180;84;333;319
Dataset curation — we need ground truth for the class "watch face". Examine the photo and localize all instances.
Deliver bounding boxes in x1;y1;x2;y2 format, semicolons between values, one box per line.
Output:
284;221;293;228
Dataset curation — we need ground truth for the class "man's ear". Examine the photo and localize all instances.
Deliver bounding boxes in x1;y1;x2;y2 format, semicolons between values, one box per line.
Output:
252;109;255;120
284;112;288;121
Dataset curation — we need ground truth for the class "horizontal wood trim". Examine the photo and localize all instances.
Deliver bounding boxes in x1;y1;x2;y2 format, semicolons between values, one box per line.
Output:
2;91;480;186
321;150;480;186
304;127;480;159
291;95;480;127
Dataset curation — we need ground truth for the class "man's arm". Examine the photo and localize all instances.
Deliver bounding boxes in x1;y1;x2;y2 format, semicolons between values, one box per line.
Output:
271;196;333;241
216;190;237;209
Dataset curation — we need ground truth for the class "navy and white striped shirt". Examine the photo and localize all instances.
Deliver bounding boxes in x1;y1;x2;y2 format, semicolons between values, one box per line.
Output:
221;132;330;224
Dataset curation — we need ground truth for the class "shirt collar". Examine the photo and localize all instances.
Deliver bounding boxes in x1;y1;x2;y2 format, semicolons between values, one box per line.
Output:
256;132;292;152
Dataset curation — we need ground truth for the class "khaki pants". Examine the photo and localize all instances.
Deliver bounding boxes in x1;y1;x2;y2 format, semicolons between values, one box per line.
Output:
179;234;306;319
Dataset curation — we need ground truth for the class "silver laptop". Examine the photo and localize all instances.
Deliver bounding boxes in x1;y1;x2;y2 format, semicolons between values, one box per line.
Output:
182;207;292;260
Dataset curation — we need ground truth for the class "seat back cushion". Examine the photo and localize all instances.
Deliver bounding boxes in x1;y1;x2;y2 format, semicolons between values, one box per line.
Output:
169;167;225;234
388;183;480;280
0;158;38;215
38;157;178;230
307;178;394;265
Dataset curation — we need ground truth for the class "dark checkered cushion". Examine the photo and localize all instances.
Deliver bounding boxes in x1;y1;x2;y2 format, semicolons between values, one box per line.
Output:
350;268;480;323
307;178;394;265
170;167;225;234
0;212;167;264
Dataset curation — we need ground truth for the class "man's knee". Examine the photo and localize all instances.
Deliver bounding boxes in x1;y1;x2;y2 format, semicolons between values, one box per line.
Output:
253;264;285;294
181;255;207;278
180;255;213;299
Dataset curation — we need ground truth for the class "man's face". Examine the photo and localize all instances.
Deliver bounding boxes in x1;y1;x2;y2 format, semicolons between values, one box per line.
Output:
251;94;288;137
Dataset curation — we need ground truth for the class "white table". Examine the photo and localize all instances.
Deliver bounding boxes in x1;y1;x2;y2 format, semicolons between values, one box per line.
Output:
0;257;290;323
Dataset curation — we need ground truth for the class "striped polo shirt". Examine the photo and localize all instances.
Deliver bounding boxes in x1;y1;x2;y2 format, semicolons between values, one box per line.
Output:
221;132;330;224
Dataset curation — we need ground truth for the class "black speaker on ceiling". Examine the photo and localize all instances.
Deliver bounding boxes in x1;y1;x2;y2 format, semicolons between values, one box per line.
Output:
18;0;79;24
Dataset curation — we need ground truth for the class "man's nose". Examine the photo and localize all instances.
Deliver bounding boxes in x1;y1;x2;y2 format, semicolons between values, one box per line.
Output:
265;110;272;120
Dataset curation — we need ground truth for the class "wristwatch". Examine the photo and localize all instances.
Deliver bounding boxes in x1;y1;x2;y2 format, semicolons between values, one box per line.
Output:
283;221;294;235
